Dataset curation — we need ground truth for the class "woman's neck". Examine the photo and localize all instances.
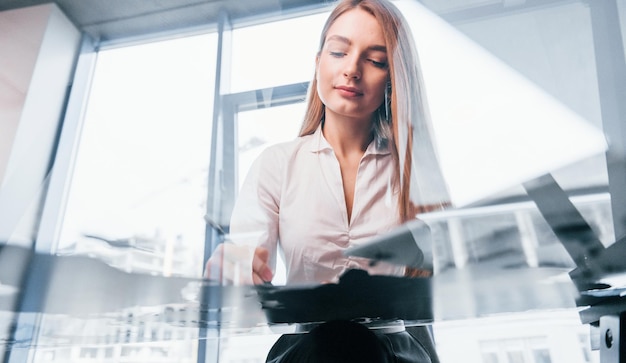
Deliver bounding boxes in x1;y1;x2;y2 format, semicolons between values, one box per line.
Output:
322;115;373;157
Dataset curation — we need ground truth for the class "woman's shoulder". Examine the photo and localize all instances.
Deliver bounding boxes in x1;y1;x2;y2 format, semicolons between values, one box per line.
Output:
247;134;314;191
257;134;314;163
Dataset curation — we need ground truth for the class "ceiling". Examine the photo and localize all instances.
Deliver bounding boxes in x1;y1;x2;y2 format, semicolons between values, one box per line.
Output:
0;0;330;44
0;0;582;45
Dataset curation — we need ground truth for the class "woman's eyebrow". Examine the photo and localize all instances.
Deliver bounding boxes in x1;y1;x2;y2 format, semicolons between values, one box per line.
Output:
368;44;387;53
326;34;387;53
327;34;351;45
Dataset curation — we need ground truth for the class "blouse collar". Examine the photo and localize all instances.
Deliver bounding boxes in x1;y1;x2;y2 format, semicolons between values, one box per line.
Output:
308;123;390;156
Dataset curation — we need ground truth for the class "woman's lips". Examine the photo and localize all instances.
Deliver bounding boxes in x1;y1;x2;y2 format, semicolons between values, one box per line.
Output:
335;85;363;97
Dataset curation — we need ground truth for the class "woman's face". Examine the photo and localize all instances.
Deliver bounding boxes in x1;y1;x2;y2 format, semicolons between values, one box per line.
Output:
316;8;389;123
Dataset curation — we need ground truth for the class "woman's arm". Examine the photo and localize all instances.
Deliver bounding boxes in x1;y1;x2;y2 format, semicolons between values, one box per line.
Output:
205;147;283;284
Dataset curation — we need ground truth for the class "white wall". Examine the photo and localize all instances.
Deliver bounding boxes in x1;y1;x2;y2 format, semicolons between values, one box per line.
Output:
0;5;50;182
0;4;81;245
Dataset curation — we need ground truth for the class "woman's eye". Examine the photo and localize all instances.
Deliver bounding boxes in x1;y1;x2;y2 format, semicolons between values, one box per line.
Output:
330;51;345;57
370;60;388;69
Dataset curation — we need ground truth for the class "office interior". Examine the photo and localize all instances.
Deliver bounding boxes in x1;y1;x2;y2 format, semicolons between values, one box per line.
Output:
1;0;625;362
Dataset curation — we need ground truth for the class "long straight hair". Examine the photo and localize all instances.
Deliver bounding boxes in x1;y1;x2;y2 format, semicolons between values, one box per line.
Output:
299;0;450;222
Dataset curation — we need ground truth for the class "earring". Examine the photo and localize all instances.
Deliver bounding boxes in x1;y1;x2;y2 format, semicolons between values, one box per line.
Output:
384;84;390;121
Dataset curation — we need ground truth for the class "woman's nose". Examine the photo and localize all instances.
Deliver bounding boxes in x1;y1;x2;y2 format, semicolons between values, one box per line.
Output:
343;57;361;80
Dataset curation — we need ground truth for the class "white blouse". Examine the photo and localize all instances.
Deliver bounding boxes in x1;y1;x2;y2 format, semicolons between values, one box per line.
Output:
229;126;405;285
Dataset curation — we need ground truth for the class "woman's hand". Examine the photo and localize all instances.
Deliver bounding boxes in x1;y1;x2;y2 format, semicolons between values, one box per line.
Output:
204;243;273;285
250;247;274;284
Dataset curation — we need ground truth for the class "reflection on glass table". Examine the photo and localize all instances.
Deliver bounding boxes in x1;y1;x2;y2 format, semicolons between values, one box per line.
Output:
0;187;611;358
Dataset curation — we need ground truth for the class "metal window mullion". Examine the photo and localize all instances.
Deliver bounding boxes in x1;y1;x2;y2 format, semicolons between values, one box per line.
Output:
35;36;98;254
200;10;232;363
589;0;626;242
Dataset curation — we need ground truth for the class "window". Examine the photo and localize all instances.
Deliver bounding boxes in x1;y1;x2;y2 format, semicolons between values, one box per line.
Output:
230;12;329;93
482;352;500;363
236;103;305;190
79;347;98;358
479;337;552;363
57;34;217;279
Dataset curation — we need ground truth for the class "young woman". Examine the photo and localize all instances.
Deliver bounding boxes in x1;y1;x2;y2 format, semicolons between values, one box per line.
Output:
207;0;449;361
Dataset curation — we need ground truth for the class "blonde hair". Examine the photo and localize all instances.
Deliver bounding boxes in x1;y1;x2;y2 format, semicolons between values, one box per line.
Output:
299;0;449;222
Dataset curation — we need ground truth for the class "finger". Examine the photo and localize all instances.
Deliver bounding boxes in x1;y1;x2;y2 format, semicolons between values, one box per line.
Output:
208;257;255;285
404;266;432;278
255;246;269;263
252;271;267;285
224;259;254;284
204;244;255;284
204;244;225;278
252;247;273;283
